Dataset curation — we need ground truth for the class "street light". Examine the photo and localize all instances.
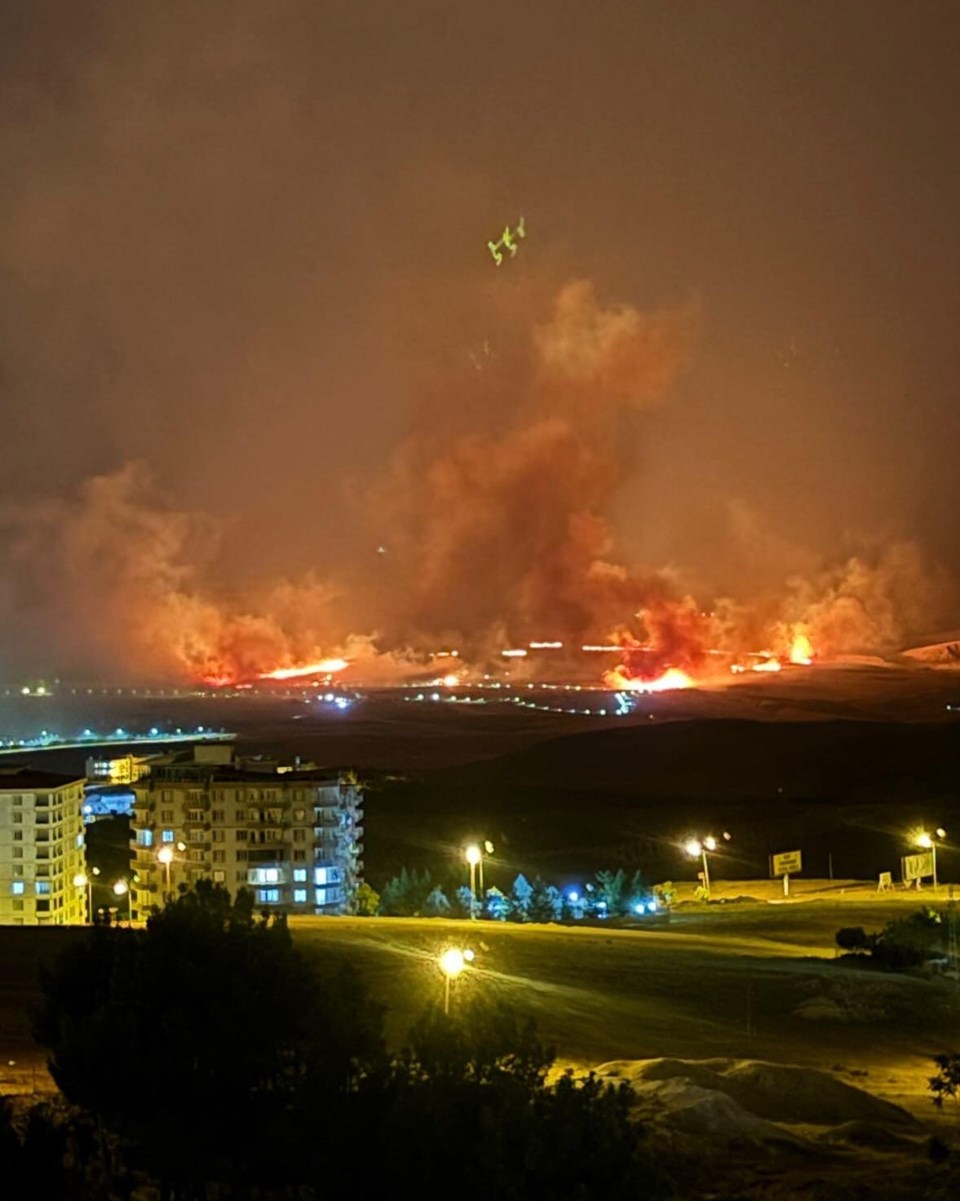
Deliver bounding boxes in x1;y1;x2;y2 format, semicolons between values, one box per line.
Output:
464;840;494;917
72;872;91;923
684;833;730;899
913;827;946;889
438;947;472;1015
112;879;132;924
157;846;174;895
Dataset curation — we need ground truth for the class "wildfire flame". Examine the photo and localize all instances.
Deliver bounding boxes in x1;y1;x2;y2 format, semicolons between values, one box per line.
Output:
604;666;694;693
257;658;349;681
788;630;814;665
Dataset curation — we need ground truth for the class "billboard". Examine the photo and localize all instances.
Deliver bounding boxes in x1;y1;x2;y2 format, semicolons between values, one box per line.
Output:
901;851;934;883
770;850;802;877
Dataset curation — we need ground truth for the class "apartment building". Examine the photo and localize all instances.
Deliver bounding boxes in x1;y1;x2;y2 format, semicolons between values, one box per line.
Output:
0;768;87;926
131;746;363;916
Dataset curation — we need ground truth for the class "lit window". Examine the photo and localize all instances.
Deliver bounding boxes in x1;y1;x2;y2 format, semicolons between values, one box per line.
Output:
265;868;279;883
161;830;175;843
213;870;225;882
11;882;24;895
315;887;328;906
294;889;307;903
314;867;328;885
293;869;307;882
256;888;280;904
136;829;154;847
35;882;51;895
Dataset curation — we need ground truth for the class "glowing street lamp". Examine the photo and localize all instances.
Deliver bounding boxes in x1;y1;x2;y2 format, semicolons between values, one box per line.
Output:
464;840;494;917
157;845;174;895
684;832;730;899
113;879;132;924
438;946;473;1015
913;827;946;889
72;872;91;923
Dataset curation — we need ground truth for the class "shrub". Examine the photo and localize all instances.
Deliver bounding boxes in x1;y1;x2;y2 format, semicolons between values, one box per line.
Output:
835;926;871;954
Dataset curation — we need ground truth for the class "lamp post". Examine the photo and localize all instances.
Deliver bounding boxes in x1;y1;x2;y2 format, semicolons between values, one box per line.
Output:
915;828;946;890
684;833;730;899
438;947;474;1015
157;846;174;896
113;879;132;924
465;845;480;914
464;840;494;917
72;872;91;924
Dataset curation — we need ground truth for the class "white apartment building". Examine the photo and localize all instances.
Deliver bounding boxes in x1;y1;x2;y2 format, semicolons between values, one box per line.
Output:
131;747;363;916
0;768;87;926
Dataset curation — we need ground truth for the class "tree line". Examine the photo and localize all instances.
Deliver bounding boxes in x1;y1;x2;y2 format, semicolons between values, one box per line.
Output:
365;867;663;920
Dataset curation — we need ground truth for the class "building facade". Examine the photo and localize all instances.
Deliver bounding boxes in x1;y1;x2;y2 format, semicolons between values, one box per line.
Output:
0;768;87;926
131;748;363;916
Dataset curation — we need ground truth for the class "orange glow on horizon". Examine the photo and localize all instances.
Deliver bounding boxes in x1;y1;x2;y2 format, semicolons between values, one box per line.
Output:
603;666;694;693
258;658;349;681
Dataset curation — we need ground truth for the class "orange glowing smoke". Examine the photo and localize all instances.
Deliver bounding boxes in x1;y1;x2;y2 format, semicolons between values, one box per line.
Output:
604;666;694;693
258;658;349;681
788;630;814;665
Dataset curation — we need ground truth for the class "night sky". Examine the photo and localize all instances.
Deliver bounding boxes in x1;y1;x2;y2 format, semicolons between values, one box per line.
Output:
1;1;958;679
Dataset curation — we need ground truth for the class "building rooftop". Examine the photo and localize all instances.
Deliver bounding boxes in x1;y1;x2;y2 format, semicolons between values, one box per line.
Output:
145;765;353;785
0;766;87;790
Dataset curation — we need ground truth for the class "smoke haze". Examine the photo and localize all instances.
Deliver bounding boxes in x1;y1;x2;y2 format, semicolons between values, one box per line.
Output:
1;1;958;681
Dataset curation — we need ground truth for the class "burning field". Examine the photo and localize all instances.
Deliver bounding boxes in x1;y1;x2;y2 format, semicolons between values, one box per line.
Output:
0;282;953;692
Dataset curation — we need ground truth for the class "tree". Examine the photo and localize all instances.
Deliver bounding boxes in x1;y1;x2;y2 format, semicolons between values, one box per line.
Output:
509;873;533;921
528;878;563;923
484;886;511;921
379;867;434;916
353;880;381;916
929;1053;960;1108
595;869;627;916
872;909;945;969
625;869;647;913
34;882;385;1198
422;886;451;917
451;884;476;918
362;996;665;1200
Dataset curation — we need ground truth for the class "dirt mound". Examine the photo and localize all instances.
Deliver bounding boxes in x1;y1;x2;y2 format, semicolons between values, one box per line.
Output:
600;1057;919;1134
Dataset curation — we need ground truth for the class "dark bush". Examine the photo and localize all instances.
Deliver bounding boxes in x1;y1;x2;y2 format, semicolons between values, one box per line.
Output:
835;926;870;953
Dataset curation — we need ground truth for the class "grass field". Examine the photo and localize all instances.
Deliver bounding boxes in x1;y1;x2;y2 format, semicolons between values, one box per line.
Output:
3;891;959;1128
288;894;960;1124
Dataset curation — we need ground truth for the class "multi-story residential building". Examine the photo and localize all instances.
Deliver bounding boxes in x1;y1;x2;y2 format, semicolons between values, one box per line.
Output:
85;751;163;785
0;768;87;926
130;746;363;916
